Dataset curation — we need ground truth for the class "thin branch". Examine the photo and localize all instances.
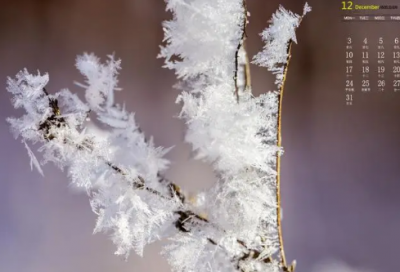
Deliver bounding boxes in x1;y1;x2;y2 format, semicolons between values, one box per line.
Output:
275;38;295;272
233;0;249;102
242;40;252;90
275;13;306;271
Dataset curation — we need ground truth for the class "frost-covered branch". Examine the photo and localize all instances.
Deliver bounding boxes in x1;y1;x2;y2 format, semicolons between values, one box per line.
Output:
7;1;311;272
252;4;311;270
160;1;310;271
7;65;180;257
6;55;273;270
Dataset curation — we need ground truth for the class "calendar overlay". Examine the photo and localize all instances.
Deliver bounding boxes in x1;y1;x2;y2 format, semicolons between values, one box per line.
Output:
344;35;400;106
340;0;400;105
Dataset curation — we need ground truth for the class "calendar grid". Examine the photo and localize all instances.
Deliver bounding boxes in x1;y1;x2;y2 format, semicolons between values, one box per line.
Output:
345;37;400;105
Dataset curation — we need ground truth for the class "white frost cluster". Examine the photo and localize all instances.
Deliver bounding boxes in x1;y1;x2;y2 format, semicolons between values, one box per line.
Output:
253;2;311;88
158;1;310;272
7;55;181;258
7;1;310;272
159;0;244;82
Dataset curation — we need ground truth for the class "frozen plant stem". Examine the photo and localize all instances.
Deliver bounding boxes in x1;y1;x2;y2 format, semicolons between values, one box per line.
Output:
276;39;292;271
36;87;267;260
7;2;311;272
276;15;306;271
236;2;302;271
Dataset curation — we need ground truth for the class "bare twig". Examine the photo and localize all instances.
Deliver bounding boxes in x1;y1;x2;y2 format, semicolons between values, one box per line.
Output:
276;13;306;271
275;38;294;272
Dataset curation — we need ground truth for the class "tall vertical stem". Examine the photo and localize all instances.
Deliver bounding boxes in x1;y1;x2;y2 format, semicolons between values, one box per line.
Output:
276;39;294;270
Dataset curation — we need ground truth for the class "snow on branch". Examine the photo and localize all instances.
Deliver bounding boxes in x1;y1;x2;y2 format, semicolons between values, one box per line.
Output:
159;0;245;84
6;57;183;258
7;1;311;272
6;55;268;270
253;2;311;88
159;1;311;272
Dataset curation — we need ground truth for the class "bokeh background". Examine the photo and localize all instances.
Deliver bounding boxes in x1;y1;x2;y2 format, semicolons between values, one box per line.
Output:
1;0;399;271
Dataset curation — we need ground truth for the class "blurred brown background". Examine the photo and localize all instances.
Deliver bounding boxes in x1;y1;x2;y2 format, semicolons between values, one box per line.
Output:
1;0;400;271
